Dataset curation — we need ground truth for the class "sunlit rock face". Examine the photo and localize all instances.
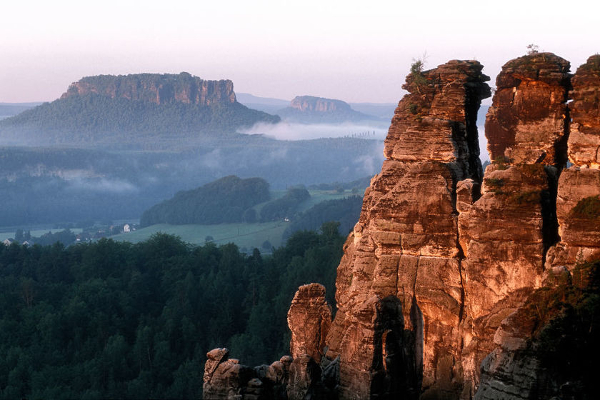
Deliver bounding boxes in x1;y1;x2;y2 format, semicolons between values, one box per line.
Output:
202;53;600;400
546;55;600;271
61;72;236;106
568;55;600;168
287;283;332;363
457;53;572;397
324;60;491;399
485;53;571;166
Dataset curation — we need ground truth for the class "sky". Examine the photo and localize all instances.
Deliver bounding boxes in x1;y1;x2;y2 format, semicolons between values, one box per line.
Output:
2;0;599;104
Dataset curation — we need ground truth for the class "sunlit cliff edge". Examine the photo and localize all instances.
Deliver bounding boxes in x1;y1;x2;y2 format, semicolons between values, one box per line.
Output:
203;52;600;399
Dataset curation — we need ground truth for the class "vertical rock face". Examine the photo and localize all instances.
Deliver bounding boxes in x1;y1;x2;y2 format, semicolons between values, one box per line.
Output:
485;53;571;166
324;60;491;399
61;72;236;106
568;55;600;168
458;53;570;396
546;55;600;270
204;285;333;400
287;283;332;363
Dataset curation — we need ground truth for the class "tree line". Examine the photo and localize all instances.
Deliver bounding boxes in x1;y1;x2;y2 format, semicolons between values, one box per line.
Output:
0;222;344;399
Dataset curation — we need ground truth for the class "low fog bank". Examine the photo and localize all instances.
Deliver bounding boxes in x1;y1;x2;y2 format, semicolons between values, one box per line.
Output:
241;121;389;141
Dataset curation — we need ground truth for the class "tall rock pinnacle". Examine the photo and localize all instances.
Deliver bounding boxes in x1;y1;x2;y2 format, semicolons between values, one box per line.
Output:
324;60;491;399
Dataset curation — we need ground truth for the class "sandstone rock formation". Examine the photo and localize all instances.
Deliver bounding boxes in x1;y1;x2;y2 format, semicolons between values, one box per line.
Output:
204;285;333;400
203;348;293;400
287;283;332;363
323;59;491;399
484;53;571;166
546;55;600;269
203;52;600;400
61;72;236;106
568;55;600;168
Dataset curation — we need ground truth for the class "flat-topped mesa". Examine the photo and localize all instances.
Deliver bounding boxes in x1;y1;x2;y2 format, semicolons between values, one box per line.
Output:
323;60;491;400
61;72;236;106
290;96;352;113
485;52;571;166
385;60;490;180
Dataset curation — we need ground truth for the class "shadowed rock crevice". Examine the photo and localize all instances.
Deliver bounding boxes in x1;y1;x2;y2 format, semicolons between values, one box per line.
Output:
370;296;419;399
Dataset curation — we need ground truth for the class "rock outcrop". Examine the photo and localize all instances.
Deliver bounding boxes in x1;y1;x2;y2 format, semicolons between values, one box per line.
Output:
484;53;571;166
323;60;491;399
287;283;332;363
204;285;334;400
61;72;236;106
203;348;293;400
203;52;600;400
568;55;600;168
546;55;600;269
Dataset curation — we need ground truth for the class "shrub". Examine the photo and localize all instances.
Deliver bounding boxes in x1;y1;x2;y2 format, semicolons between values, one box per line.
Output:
510;190;540;205
570;196;600;220
485;178;505;193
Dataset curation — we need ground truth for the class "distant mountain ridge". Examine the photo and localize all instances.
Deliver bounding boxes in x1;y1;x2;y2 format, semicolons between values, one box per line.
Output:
0;73;280;146
277;95;382;123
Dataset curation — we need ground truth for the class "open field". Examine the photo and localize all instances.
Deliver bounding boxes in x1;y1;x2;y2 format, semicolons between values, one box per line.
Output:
0;228;83;242
112;221;288;251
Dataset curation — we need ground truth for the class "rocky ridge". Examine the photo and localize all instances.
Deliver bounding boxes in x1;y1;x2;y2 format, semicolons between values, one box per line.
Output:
204;53;600;399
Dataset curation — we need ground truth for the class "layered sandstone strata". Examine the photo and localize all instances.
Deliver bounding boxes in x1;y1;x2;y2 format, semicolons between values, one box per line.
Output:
485;53;571;166
568;55;600;168
324;60;491;399
457;53;571;396
287;283;332;363
61;72;236;106
546;55;600;269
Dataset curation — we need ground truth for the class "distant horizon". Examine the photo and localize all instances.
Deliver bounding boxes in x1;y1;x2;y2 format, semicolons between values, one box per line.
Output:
2;1;598;104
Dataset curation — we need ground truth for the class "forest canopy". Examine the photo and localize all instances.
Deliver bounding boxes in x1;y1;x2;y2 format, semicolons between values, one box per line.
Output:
140;176;271;226
0;223;344;399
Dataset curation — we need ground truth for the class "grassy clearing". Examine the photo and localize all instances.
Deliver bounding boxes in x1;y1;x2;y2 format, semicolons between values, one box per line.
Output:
112;221;288;251
0;228;83;242
113;190;357;250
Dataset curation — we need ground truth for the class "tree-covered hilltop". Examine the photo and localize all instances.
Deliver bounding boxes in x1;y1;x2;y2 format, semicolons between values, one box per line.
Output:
140;176;271;227
259;187;311;222
0;224;344;399
0;93;280;145
282;195;363;239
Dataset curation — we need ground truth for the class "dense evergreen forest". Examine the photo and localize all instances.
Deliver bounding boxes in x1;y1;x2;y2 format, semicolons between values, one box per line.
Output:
282;195;363;240
0;223;344;399
0;94;279;144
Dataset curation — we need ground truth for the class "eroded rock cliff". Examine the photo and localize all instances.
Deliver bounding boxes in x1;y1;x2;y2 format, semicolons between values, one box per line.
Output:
323;60;491;399
203;52;600;400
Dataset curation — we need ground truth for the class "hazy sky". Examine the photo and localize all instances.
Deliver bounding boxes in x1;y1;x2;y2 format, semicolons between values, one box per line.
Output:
2;0;598;104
